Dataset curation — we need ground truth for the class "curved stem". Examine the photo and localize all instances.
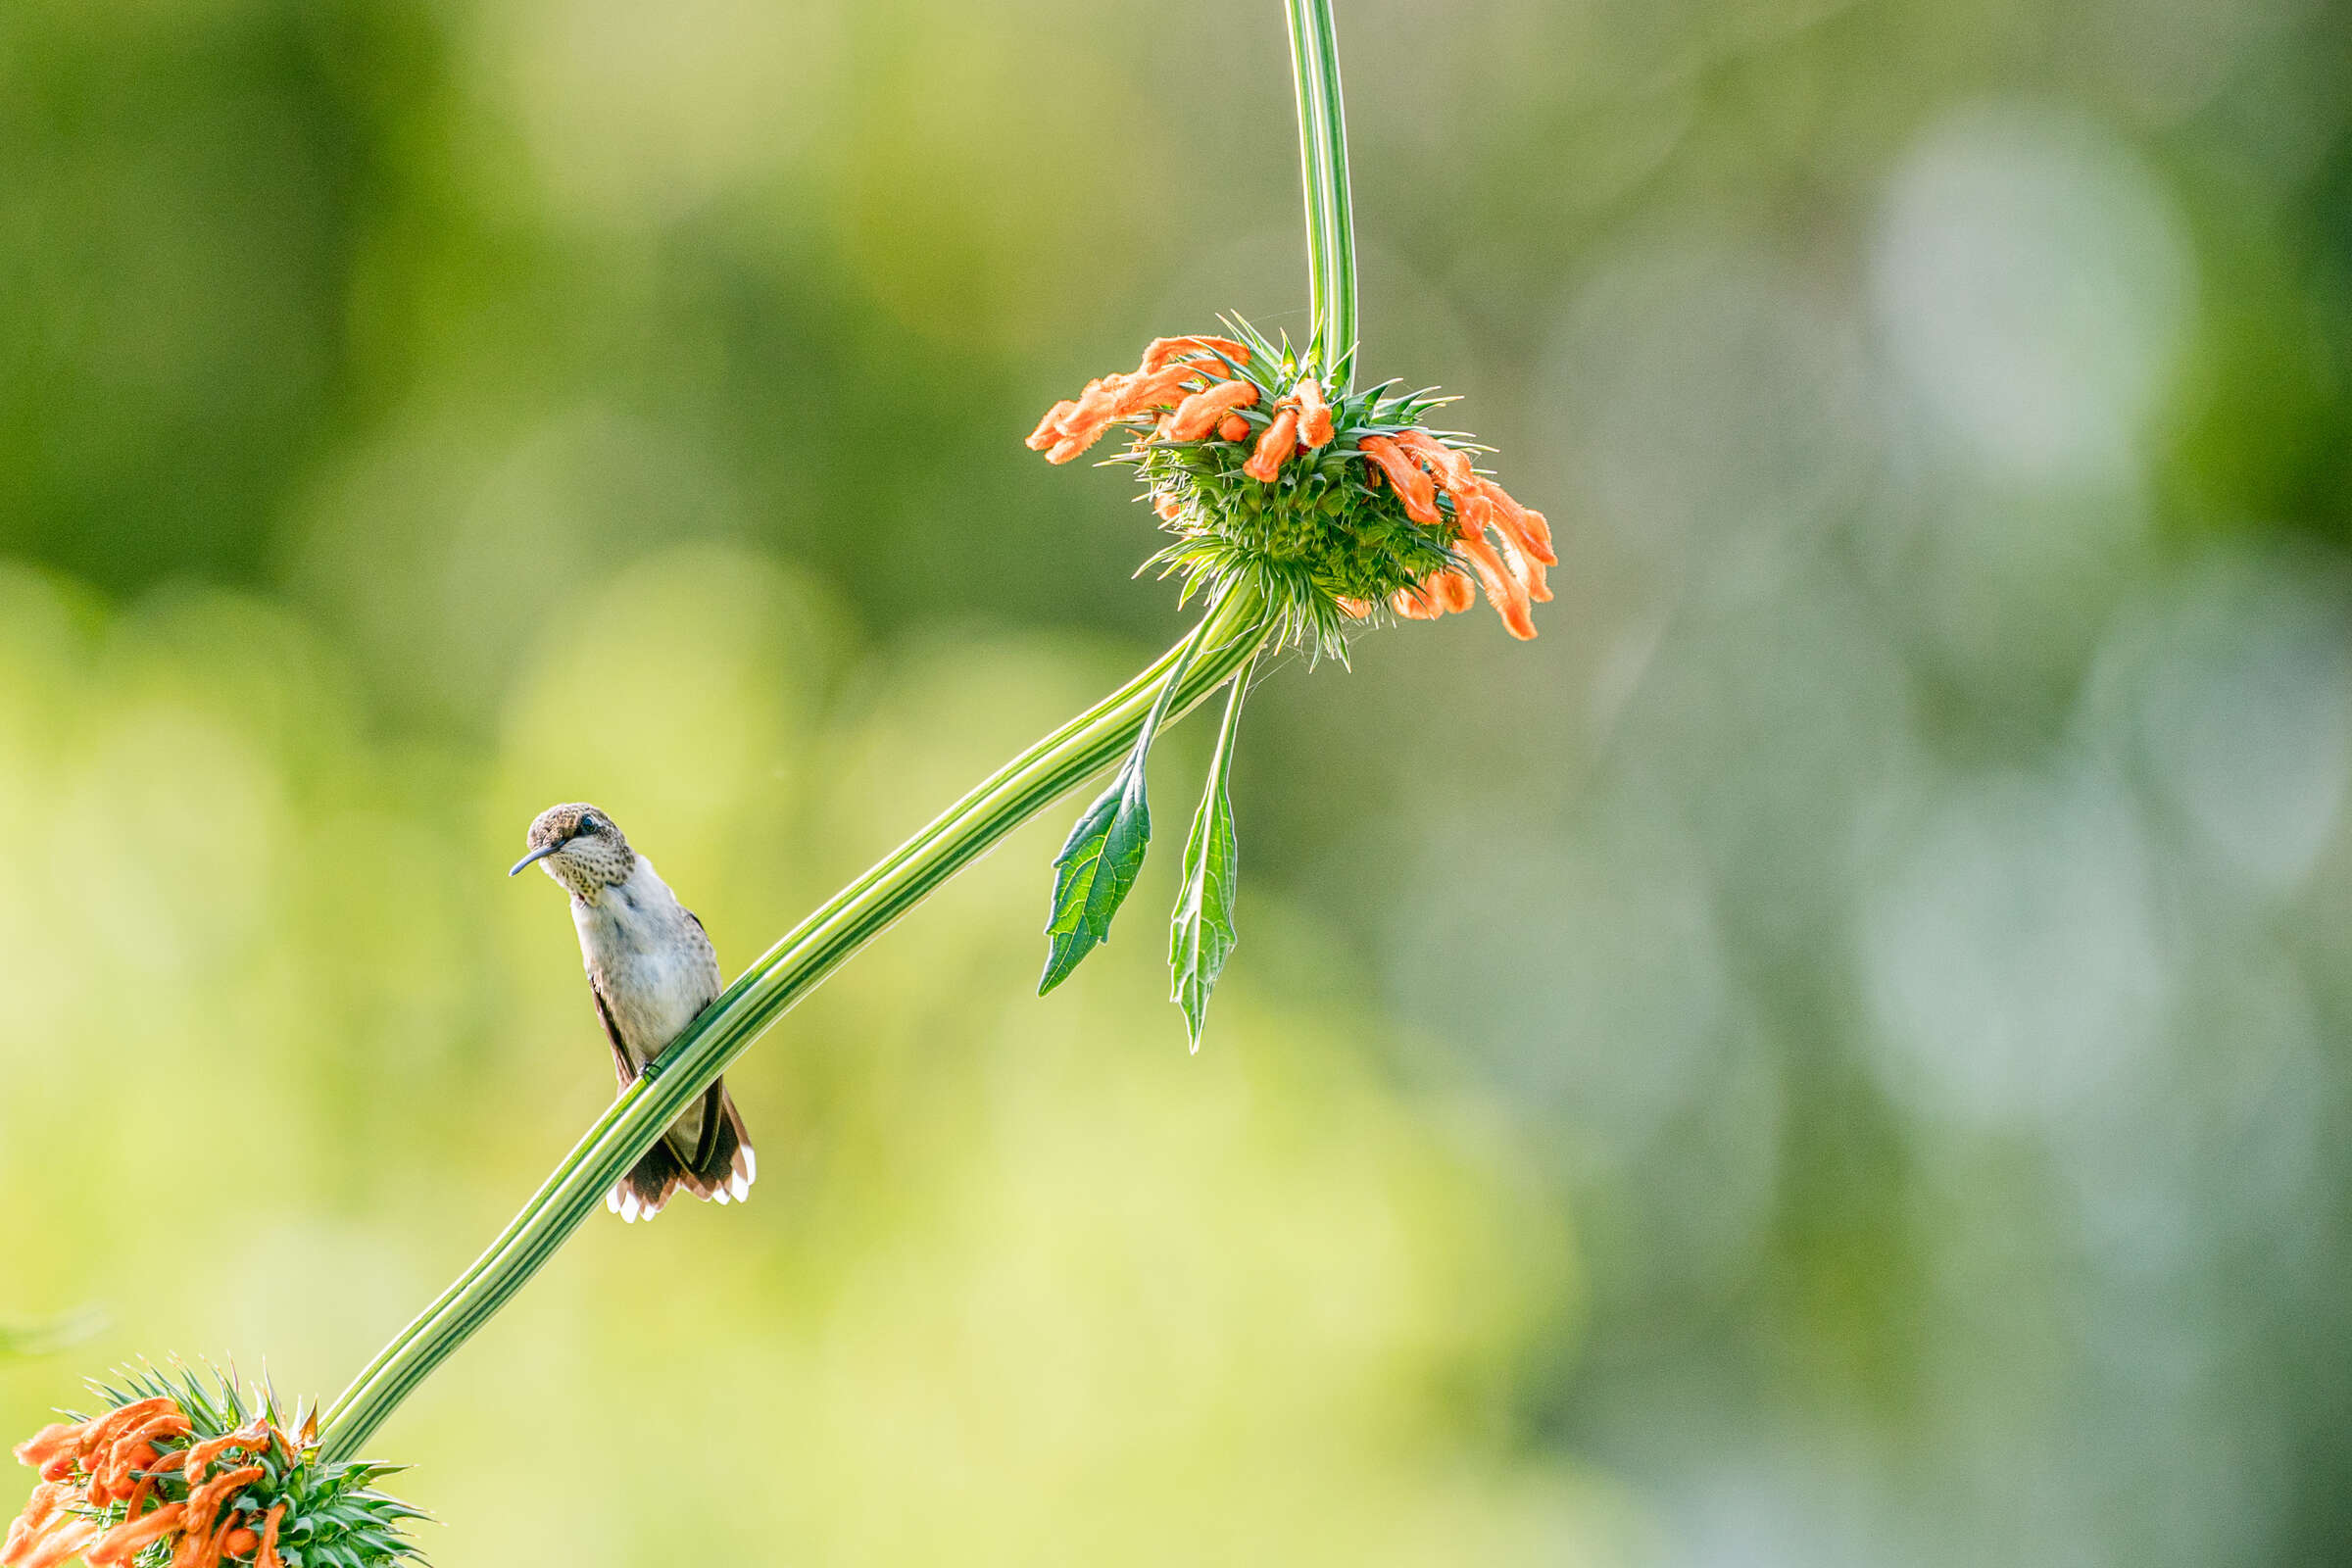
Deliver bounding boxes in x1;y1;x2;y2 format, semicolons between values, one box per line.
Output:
318;588;1270;1461
1283;0;1357;383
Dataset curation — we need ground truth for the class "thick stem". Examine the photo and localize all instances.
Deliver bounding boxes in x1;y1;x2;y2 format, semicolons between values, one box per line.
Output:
318;588;1269;1460
1283;0;1357;383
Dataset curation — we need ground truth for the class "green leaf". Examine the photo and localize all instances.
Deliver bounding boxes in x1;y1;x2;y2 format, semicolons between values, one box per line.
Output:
1038;755;1152;994
1169;665;1251;1050
1037;612;1223;995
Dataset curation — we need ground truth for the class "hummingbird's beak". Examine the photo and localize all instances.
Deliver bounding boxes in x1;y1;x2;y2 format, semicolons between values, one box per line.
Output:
509;843;563;877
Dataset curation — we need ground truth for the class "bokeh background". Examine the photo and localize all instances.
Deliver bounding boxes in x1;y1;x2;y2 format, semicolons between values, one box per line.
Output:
5;0;2352;1562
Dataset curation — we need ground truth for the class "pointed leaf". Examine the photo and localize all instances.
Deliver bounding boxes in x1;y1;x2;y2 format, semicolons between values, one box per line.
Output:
1037;613;1222;995
1169;667;1250;1049
1038;758;1151;994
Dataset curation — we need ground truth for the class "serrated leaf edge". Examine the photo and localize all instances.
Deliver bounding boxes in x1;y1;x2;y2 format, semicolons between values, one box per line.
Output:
1169;662;1252;1050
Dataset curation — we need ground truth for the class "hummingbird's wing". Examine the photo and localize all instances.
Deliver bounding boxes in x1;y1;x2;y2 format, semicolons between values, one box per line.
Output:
588;960;749;1218
587;967;710;1147
589;975;638;1090
590;973;691;1220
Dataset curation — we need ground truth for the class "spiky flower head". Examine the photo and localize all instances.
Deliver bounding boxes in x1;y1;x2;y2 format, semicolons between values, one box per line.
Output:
6;1367;422;1568
1026;318;1555;656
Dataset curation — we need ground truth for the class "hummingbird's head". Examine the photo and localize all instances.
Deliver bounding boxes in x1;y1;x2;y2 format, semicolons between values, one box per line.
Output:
510;802;636;895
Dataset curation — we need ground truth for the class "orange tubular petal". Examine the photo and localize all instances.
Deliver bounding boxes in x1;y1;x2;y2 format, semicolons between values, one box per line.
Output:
1216;413;1250;443
13;1425;80;1474
1141;335;1250;373
1505;527;1551;604
1293;379;1335;448
178;1463;265;1551
1112;364;1204;415
87;1501;185;1566
1335;596;1375;619
1391;581;1443;620
1392;429;1476;495
197;1513;247;1568
19;1519;99;1568
1357;437;1441;524
1456;533;1538;639
254;1506;286;1568
1523;558;1552;605
1450;484;1495;544
1044;425;1108;465
1244;408;1300;482
1025;400;1079;451
1153;494;1181;522
1484;523;1551;606
222;1529;258;1558
5;1484;70;1567
85;1403;174;1455
103;1418;188;1490
1066;375;1126;424
1166;378;1259;441
168;1520;212;1568
1476;479;1556;566
1438;568;1477;615
193;1464;263;1510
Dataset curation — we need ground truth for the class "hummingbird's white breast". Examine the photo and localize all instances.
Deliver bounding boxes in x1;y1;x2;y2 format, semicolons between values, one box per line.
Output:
570;854;722;1068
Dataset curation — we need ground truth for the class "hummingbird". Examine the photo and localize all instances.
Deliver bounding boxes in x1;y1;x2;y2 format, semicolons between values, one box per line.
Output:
511;803;755;1222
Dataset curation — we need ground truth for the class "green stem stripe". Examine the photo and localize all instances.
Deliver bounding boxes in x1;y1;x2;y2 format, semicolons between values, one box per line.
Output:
318;589;1269;1461
1284;0;1356;382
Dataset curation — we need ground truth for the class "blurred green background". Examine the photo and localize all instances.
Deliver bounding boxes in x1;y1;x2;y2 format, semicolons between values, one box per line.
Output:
5;0;2352;1562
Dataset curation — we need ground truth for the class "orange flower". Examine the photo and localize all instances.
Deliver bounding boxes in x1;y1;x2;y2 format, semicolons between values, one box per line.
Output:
1141;335;1250;371
12;1428;78;1485
86;1500;184;1566
1355;436;1441;525
1165;378;1259;442
3;1483;68;1566
9;1401;282;1568
1292;378;1335;448
1028;342;1245;463
1388;428;1471;490
10;1384;414;1568
1033;324;1555;645
178;1424;265;1489
101;1414;189;1492
1452;532;1537;640
1364;429;1553;640
13;1517;96;1568
1383;568;1475;621
1244;408;1300;482
180;1464;264;1547
13;1399;183;1495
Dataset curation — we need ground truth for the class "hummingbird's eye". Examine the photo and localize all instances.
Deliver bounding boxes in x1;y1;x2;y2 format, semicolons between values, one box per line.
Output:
577;813;601;835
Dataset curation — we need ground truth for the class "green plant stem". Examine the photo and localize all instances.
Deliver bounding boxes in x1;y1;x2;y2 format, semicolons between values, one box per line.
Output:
1283;0;1357;383
316;587;1268;1462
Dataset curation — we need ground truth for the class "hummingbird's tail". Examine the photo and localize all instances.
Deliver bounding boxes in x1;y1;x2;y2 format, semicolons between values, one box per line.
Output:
606;1079;757;1223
